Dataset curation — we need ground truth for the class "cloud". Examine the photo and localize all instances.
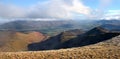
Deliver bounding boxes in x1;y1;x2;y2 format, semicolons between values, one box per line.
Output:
0;0;91;19
107;10;120;15
1;0;117;20
101;10;120;20
0;3;26;18
88;0;113;19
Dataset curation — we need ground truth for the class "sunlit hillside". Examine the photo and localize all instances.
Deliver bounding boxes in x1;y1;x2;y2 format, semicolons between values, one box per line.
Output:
0;31;46;52
0;46;120;59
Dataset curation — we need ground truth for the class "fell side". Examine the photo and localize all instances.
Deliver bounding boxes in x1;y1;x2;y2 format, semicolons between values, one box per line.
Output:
0;46;120;59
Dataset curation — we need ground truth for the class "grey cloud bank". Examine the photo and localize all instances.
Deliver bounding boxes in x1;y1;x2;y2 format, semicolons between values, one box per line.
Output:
0;0;119;20
0;0;91;19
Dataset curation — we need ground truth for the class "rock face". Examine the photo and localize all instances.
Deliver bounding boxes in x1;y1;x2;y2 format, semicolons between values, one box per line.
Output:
28;26;120;51
0;31;46;52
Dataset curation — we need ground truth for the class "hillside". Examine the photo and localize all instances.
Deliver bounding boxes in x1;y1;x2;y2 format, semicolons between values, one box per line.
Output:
0;20;120;52
0;46;120;59
28;26;120;51
0;31;46;52
55;26;120;49
28;29;84;50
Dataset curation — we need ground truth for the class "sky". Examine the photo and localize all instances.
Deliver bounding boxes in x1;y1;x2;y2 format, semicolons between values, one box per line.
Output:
0;0;120;21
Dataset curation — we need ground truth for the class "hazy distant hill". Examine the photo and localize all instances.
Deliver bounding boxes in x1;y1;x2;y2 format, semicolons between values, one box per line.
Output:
0;20;120;31
0;20;76;35
0;19;119;31
0;20;73;30
97;20;120;25
101;24;120;31
0;20;98;35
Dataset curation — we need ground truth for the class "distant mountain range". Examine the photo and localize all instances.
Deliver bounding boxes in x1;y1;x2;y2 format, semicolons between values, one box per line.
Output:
97;20;120;25
0;20;82;35
0;20;119;35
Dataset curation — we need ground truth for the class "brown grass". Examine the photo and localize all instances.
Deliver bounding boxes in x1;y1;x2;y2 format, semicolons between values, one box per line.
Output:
0;31;46;52
0;46;120;59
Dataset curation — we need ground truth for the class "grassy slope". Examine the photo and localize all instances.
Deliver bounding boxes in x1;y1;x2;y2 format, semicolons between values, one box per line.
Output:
0;31;46;52
0;46;120;59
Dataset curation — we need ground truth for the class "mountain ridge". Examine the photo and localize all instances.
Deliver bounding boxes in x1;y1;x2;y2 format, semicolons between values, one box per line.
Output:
28;25;120;51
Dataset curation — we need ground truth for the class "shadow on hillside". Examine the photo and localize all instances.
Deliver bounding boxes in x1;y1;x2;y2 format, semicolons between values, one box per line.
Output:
28;33;120;51
28;27;120;51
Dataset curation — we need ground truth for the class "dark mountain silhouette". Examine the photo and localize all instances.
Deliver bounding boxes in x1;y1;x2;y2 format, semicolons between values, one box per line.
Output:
28;29;84;51
28;25;120;51
95;35;120;47
56;27;120;49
